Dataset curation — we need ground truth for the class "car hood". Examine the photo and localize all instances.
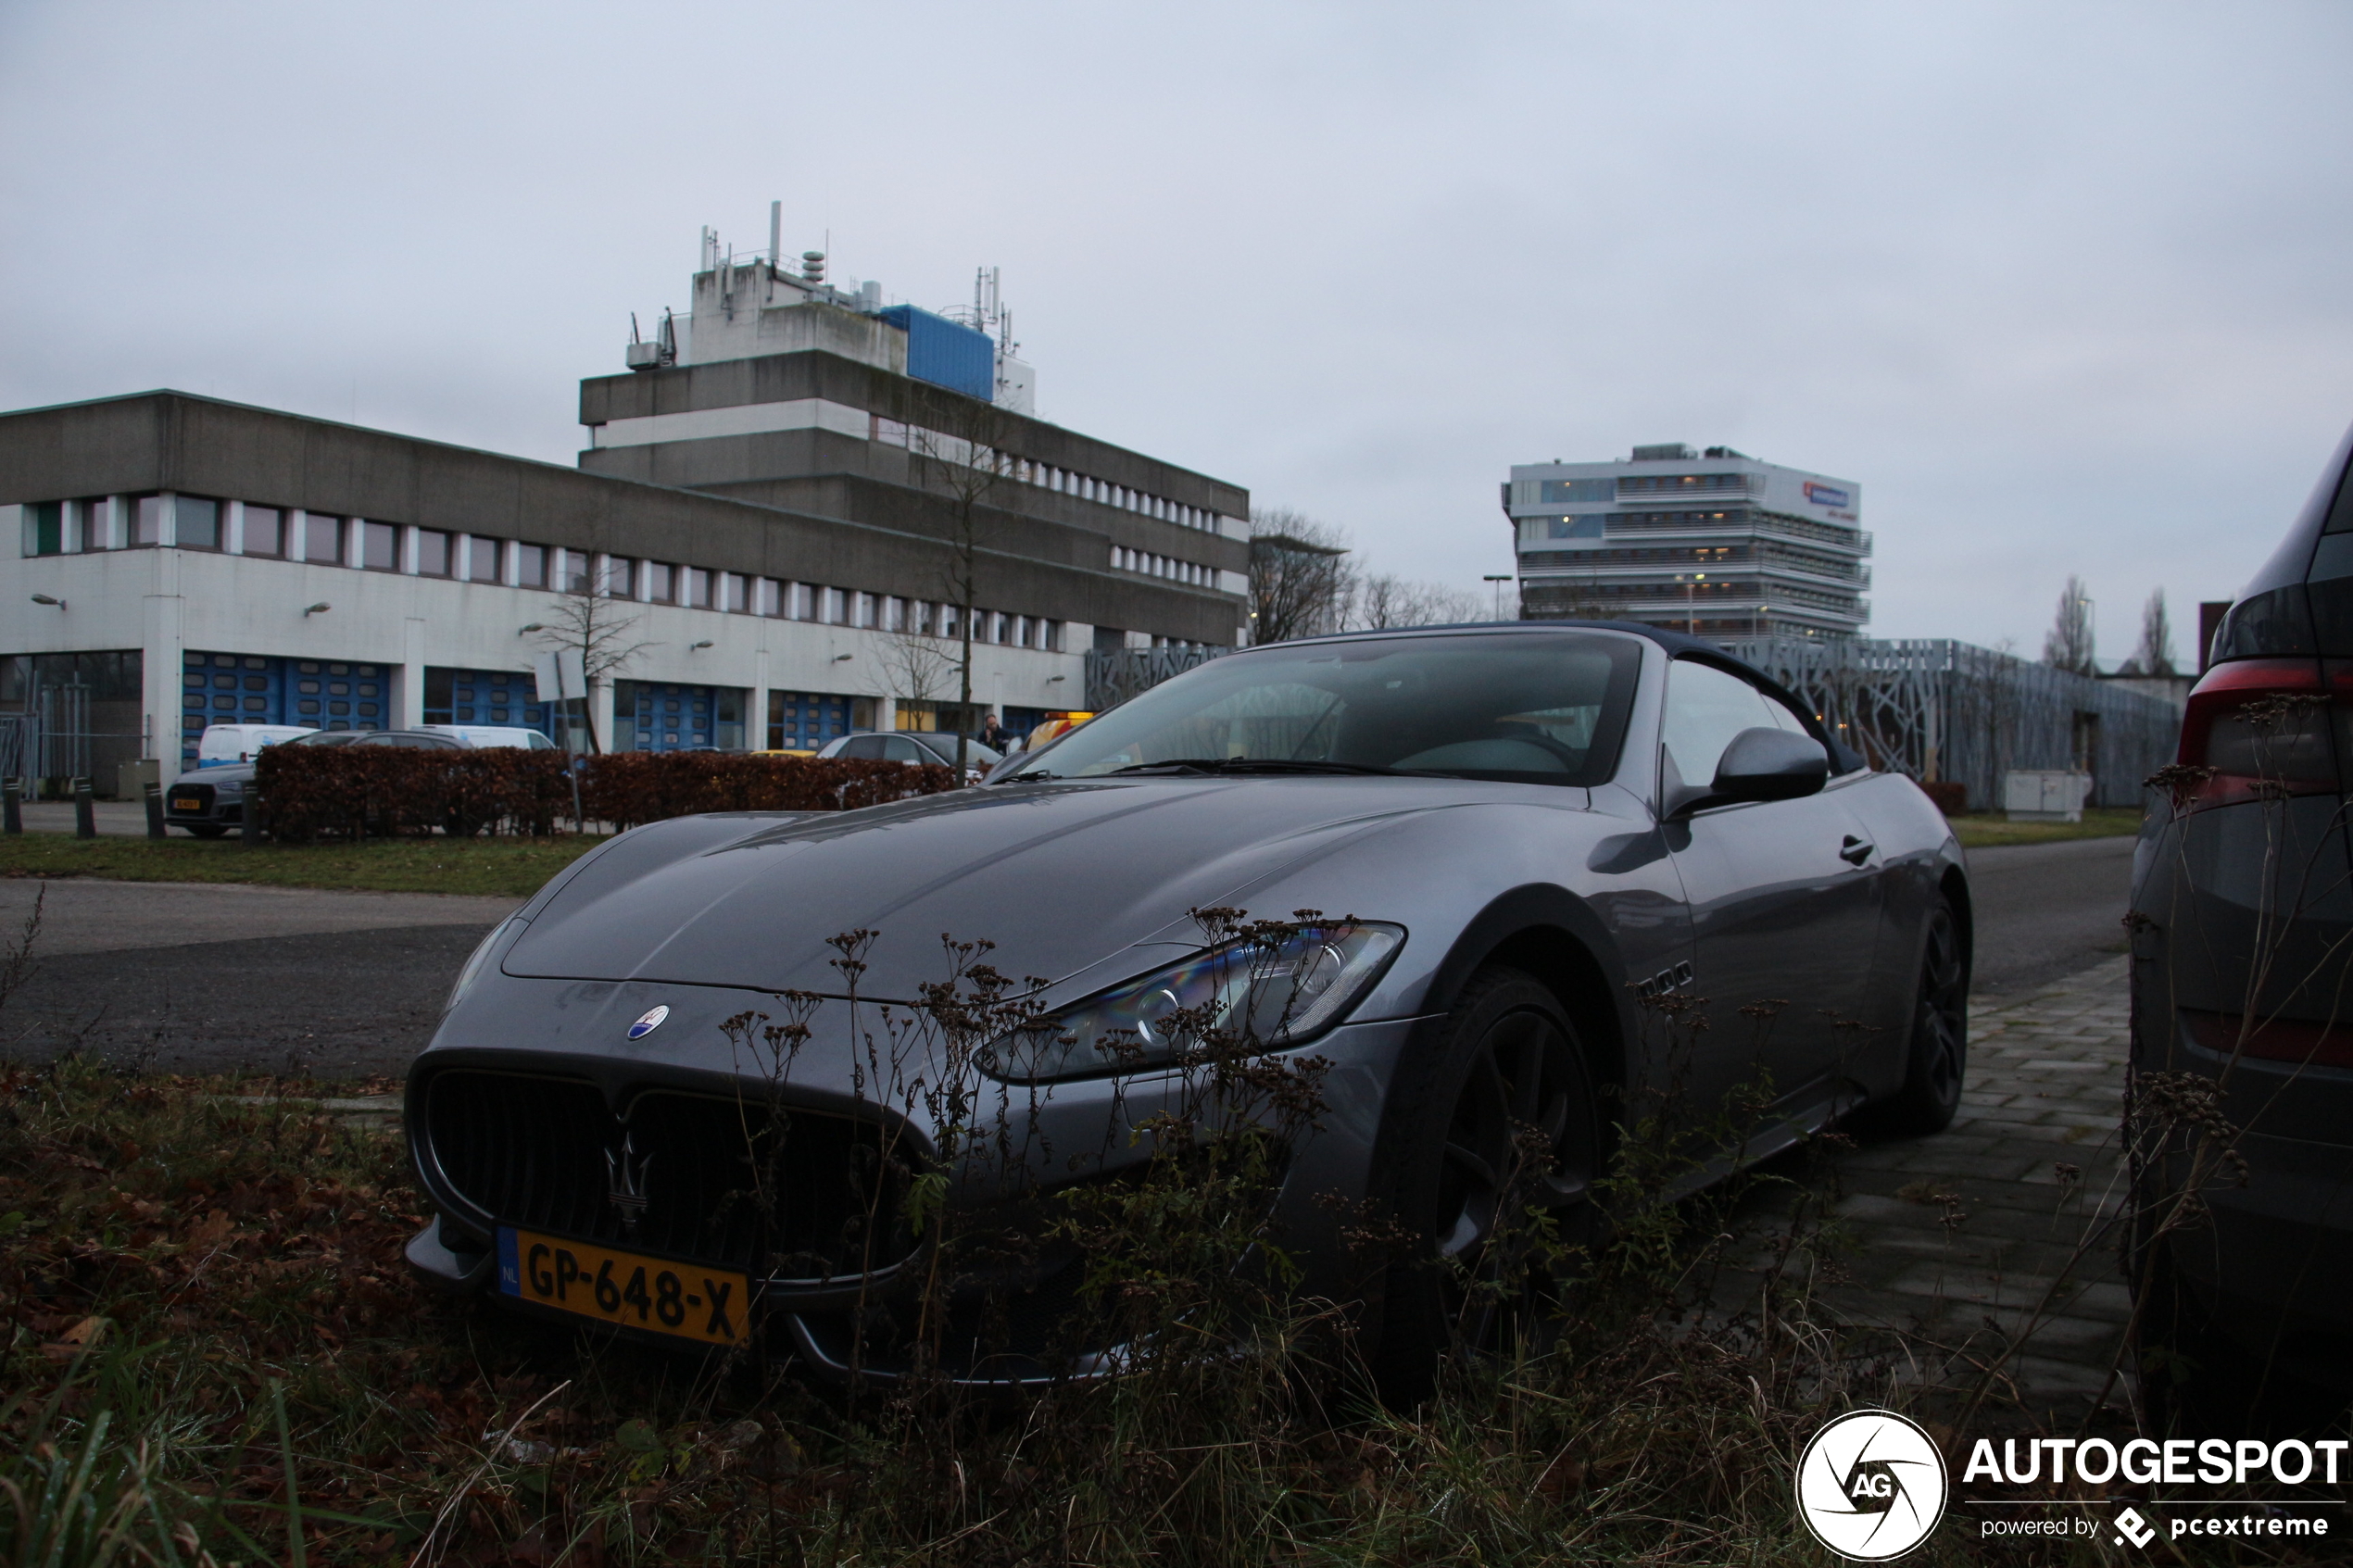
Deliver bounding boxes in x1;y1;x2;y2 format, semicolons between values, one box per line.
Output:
502;778;1504;1001
182;764;256;787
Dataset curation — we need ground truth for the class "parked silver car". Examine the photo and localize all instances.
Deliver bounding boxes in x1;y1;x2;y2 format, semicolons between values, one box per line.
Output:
406;622;1969;1391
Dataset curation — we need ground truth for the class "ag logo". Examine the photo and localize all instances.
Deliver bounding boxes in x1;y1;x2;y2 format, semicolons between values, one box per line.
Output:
1795;1410;1947;1560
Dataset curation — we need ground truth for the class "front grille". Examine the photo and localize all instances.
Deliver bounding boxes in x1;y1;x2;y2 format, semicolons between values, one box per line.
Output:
170;784;215;813
422;1070;920;1282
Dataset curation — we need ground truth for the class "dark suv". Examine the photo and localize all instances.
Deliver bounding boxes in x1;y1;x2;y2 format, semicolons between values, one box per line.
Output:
2130;420;2353;1421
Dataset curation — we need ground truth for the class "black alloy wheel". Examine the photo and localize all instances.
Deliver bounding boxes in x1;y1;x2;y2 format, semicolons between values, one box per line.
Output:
1859;899;1968;1136
1372;967;1602;1403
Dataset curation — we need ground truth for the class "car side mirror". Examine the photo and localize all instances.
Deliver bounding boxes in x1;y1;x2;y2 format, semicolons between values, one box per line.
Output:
1709;726;1830;805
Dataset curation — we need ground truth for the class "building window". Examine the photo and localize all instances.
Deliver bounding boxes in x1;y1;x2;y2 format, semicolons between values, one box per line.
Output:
555;548;590;594
360;521;397;571
22;502;61;558
416;529;451;576
129;494;165;547
515;543;547;589
640;560;672;602
756;578;782;617
686;568;712;609
464;535;499;582
720;573;747;613
300;513;341;563
242;506;283;557
791;583;817;621
174;496;220;550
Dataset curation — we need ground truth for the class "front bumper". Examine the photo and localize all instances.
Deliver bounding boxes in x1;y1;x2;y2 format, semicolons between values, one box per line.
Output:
404;973;1423;1381
163;779;244;829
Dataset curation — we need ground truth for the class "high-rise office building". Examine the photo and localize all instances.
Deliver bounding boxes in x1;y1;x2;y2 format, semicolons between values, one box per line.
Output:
1503;444;1870;639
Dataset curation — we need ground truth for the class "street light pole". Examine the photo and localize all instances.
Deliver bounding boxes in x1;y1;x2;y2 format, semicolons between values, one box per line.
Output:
1483;574;1512;621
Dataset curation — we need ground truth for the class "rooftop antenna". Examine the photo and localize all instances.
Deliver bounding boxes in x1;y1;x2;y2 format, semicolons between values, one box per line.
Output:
769;200;781;270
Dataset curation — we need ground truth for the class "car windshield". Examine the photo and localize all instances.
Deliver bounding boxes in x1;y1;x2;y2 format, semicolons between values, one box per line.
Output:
291;731;362;746
1003;631;1642;786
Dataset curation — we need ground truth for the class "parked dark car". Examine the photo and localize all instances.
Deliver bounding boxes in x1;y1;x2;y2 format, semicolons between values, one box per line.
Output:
404;622;1969;1391
165;728;367;835
166;727;483;836
815;729;1003;782
2130;420;2353;1422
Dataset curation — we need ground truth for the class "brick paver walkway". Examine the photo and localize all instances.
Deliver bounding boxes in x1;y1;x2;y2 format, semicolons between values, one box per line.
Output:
1803;955;2133;1419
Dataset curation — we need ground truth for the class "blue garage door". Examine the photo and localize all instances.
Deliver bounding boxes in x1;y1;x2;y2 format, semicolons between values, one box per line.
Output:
182;651;384;766
617;682;746;751
424;668;555;737
764;690;853;751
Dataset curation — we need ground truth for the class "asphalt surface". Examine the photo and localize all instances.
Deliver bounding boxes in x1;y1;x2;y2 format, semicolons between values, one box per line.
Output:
0;880;521;1078
1959;834;2137;997
0;833;2135;1080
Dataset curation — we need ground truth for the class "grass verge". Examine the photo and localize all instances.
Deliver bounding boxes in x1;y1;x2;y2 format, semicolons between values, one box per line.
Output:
1948;806;2144;849
0;1053;2058;1567
0;834;601;897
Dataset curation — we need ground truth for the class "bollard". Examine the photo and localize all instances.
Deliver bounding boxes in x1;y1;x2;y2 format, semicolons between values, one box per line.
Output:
143;781;166;839
72;777;95;839
2;778;19;835
241;799;264;847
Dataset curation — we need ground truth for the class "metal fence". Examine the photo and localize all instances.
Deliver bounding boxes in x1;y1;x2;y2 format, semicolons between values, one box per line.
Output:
1721;637;2182;809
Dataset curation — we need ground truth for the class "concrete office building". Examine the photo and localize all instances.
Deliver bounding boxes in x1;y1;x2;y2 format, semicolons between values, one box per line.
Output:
0;226;1251;789
1504;444;1870;639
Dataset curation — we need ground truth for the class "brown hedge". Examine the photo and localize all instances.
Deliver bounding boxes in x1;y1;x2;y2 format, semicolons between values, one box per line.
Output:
251;746;955;840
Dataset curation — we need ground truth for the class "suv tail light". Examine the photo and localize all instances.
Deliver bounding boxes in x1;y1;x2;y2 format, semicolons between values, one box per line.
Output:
2183;1008;2353;1071
2174;657;2348;804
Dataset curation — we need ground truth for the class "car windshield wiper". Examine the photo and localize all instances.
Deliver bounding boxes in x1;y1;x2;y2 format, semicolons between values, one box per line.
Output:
1105;757;1405;778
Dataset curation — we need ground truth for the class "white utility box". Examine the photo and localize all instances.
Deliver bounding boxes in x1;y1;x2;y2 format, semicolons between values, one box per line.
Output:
2003;769;2092;822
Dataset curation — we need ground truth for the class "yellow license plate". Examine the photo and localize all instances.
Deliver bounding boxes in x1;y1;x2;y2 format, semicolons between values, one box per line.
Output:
495;1227;748;1346
171;797;202;811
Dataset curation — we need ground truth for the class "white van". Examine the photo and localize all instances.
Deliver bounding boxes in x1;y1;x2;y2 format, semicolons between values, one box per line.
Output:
195;723;318;767
417;725;559;751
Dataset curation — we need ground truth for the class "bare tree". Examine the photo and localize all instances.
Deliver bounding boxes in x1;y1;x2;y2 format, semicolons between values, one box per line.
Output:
2042;575;2096;676
1352;574;1483;630
531;583;655;753
1248;508;1355;645
897;383;1021;777
2124;588;2177;676
878;615;957;720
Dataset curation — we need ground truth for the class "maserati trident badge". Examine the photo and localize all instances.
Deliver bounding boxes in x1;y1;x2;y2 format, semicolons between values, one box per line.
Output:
605;1133;651;1234
627;1005;670;1040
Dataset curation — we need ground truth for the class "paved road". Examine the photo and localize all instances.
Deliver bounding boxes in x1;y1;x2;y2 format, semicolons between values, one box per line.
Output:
0;831;2137;1081
1961;835;2137;997
0;881;521;1079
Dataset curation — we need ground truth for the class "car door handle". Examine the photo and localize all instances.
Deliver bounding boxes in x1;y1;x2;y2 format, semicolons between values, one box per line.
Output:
1839;835;1875;866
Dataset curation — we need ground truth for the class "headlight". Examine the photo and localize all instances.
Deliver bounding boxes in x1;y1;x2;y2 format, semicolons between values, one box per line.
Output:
446;914;527;1015
988;920;1404;1083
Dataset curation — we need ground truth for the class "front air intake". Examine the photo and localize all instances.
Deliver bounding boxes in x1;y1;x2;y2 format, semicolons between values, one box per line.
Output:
420;1070;920;1284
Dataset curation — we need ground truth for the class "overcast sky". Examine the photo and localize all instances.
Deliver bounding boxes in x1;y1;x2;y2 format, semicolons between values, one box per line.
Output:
6;2;2348;662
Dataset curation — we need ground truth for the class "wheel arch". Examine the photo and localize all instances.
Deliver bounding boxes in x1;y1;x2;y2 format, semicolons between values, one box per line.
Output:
1412;884;1632;1101
1939;861;1974;983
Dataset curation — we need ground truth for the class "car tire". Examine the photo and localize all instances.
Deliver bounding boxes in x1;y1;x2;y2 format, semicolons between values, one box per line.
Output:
182;824;230;839
1366;966;1601;1405
1853;897;1967;1137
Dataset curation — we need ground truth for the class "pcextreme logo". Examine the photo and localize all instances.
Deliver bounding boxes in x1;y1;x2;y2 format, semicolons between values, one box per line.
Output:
1795;1410;1949;1560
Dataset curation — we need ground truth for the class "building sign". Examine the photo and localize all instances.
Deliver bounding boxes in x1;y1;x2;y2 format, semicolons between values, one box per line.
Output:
1804;481;1853;509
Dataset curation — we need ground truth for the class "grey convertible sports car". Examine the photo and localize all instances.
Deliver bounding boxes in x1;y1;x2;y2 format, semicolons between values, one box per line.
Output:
406;621;1969;1388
